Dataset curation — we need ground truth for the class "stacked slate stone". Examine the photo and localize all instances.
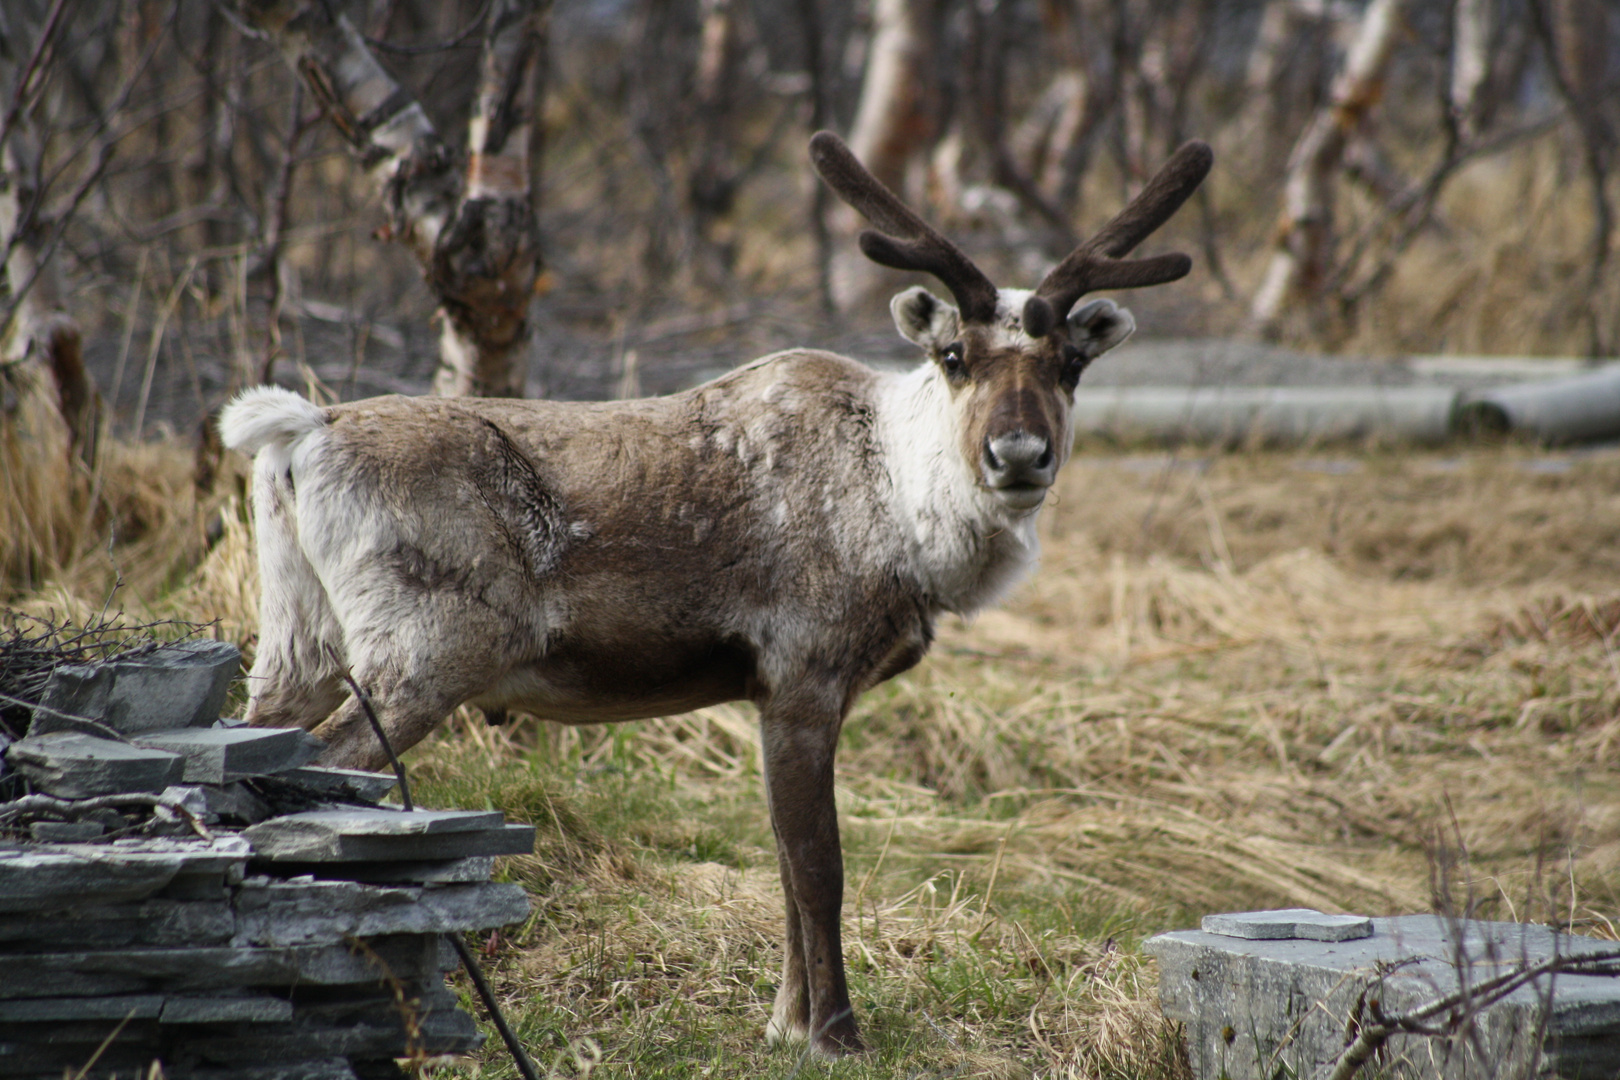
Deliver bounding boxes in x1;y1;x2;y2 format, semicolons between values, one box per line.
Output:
0;640;533;1080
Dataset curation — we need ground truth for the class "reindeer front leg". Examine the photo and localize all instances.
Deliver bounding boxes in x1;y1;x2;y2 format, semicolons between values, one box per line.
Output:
759;685;862;1057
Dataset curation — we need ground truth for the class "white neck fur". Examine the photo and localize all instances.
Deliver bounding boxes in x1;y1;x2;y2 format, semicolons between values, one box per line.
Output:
874;363;1042;617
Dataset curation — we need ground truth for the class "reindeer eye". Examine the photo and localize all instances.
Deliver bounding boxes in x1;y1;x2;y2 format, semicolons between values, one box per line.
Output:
1060;345;1088;388
940;342;967;379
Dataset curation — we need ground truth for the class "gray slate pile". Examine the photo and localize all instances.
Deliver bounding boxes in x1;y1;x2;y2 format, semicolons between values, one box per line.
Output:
0;641;535;1080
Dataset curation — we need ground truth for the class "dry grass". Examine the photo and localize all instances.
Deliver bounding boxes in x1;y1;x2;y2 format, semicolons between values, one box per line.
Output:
7;426;1620;1077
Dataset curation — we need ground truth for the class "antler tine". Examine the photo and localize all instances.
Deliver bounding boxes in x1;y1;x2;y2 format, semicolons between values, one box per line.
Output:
809;131;999;323
1024;140;1213;337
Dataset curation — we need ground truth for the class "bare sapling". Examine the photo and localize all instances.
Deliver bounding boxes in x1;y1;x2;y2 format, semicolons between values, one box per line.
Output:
219;132;1211;1057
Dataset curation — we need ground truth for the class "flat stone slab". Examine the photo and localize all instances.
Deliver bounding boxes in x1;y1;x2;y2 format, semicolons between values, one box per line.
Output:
0;992;288;1023
1145;914;1620;1079
273;855;498;885
0;993;165;1021
244;809;533;863
0;897;235;949
278;765;398;803
159;993;294;1024
132;727;323;783
6;732;185;797
29;640;241;736
28;820;107;842
0;933;450;999
183;1058;359;1080
231;878;530;946
161;782;272;826
0;837;251;913
1201;907;1374;941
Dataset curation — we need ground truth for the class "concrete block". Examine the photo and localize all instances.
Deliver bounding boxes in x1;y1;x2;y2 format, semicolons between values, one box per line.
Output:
1201;908;1373;942
133;728;323;783
244;810;533;863
1145;914;1620;1079
279;766;398;803
6;732;185;797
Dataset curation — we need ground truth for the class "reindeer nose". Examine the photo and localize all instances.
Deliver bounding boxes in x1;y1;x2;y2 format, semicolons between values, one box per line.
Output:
982;432;1056;506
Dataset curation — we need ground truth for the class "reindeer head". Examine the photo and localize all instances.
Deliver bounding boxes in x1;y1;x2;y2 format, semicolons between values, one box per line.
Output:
810;132;1212;513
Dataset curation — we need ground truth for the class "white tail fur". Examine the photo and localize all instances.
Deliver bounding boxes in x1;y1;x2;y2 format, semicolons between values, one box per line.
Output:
219;386;327;456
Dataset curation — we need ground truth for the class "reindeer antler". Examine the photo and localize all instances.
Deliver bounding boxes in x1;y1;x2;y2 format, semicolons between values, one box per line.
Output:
809;131;1000;323
1022;141;1213;339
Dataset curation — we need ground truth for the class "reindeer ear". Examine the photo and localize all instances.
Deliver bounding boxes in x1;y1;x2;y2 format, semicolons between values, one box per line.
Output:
891;287;961;349
1067;299;1136;360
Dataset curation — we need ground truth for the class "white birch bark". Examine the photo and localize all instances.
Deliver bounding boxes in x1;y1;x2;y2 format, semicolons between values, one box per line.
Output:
1251;0;1406;330
1;119;97;463
831;0;937;310
1449;0;1493;140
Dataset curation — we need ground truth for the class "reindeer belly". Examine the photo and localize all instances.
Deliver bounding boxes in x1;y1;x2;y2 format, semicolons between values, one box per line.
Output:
484;634;756;724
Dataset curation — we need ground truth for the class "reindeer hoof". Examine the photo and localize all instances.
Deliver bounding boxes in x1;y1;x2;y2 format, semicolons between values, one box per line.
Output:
810;1034;866;1058
810;1020;865;1058
764;1016;808;1046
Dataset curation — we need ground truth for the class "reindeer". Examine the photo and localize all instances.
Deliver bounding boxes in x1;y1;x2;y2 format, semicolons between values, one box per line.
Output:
220;131;1211;1057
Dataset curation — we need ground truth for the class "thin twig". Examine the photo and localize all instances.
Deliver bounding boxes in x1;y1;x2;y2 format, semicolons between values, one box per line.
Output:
1322;946;1620;1080
0;0;75;155
325;645;412;811
447;934;543;1080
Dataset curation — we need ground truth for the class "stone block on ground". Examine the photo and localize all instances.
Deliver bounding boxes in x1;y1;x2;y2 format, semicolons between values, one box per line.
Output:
243;810;533;863
133;728;322;784
6;732;184;798
1146;913;1620;1080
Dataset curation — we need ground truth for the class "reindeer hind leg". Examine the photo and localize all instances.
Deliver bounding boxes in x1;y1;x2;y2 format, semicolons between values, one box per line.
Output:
242;454;346;731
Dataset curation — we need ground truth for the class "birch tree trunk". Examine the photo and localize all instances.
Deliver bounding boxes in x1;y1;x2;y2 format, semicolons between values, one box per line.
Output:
0;20;99;467
1449;0;1493;142
1534;0;1615;356
237;0;547;398
1251;0;1406;332
830;0;938;311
